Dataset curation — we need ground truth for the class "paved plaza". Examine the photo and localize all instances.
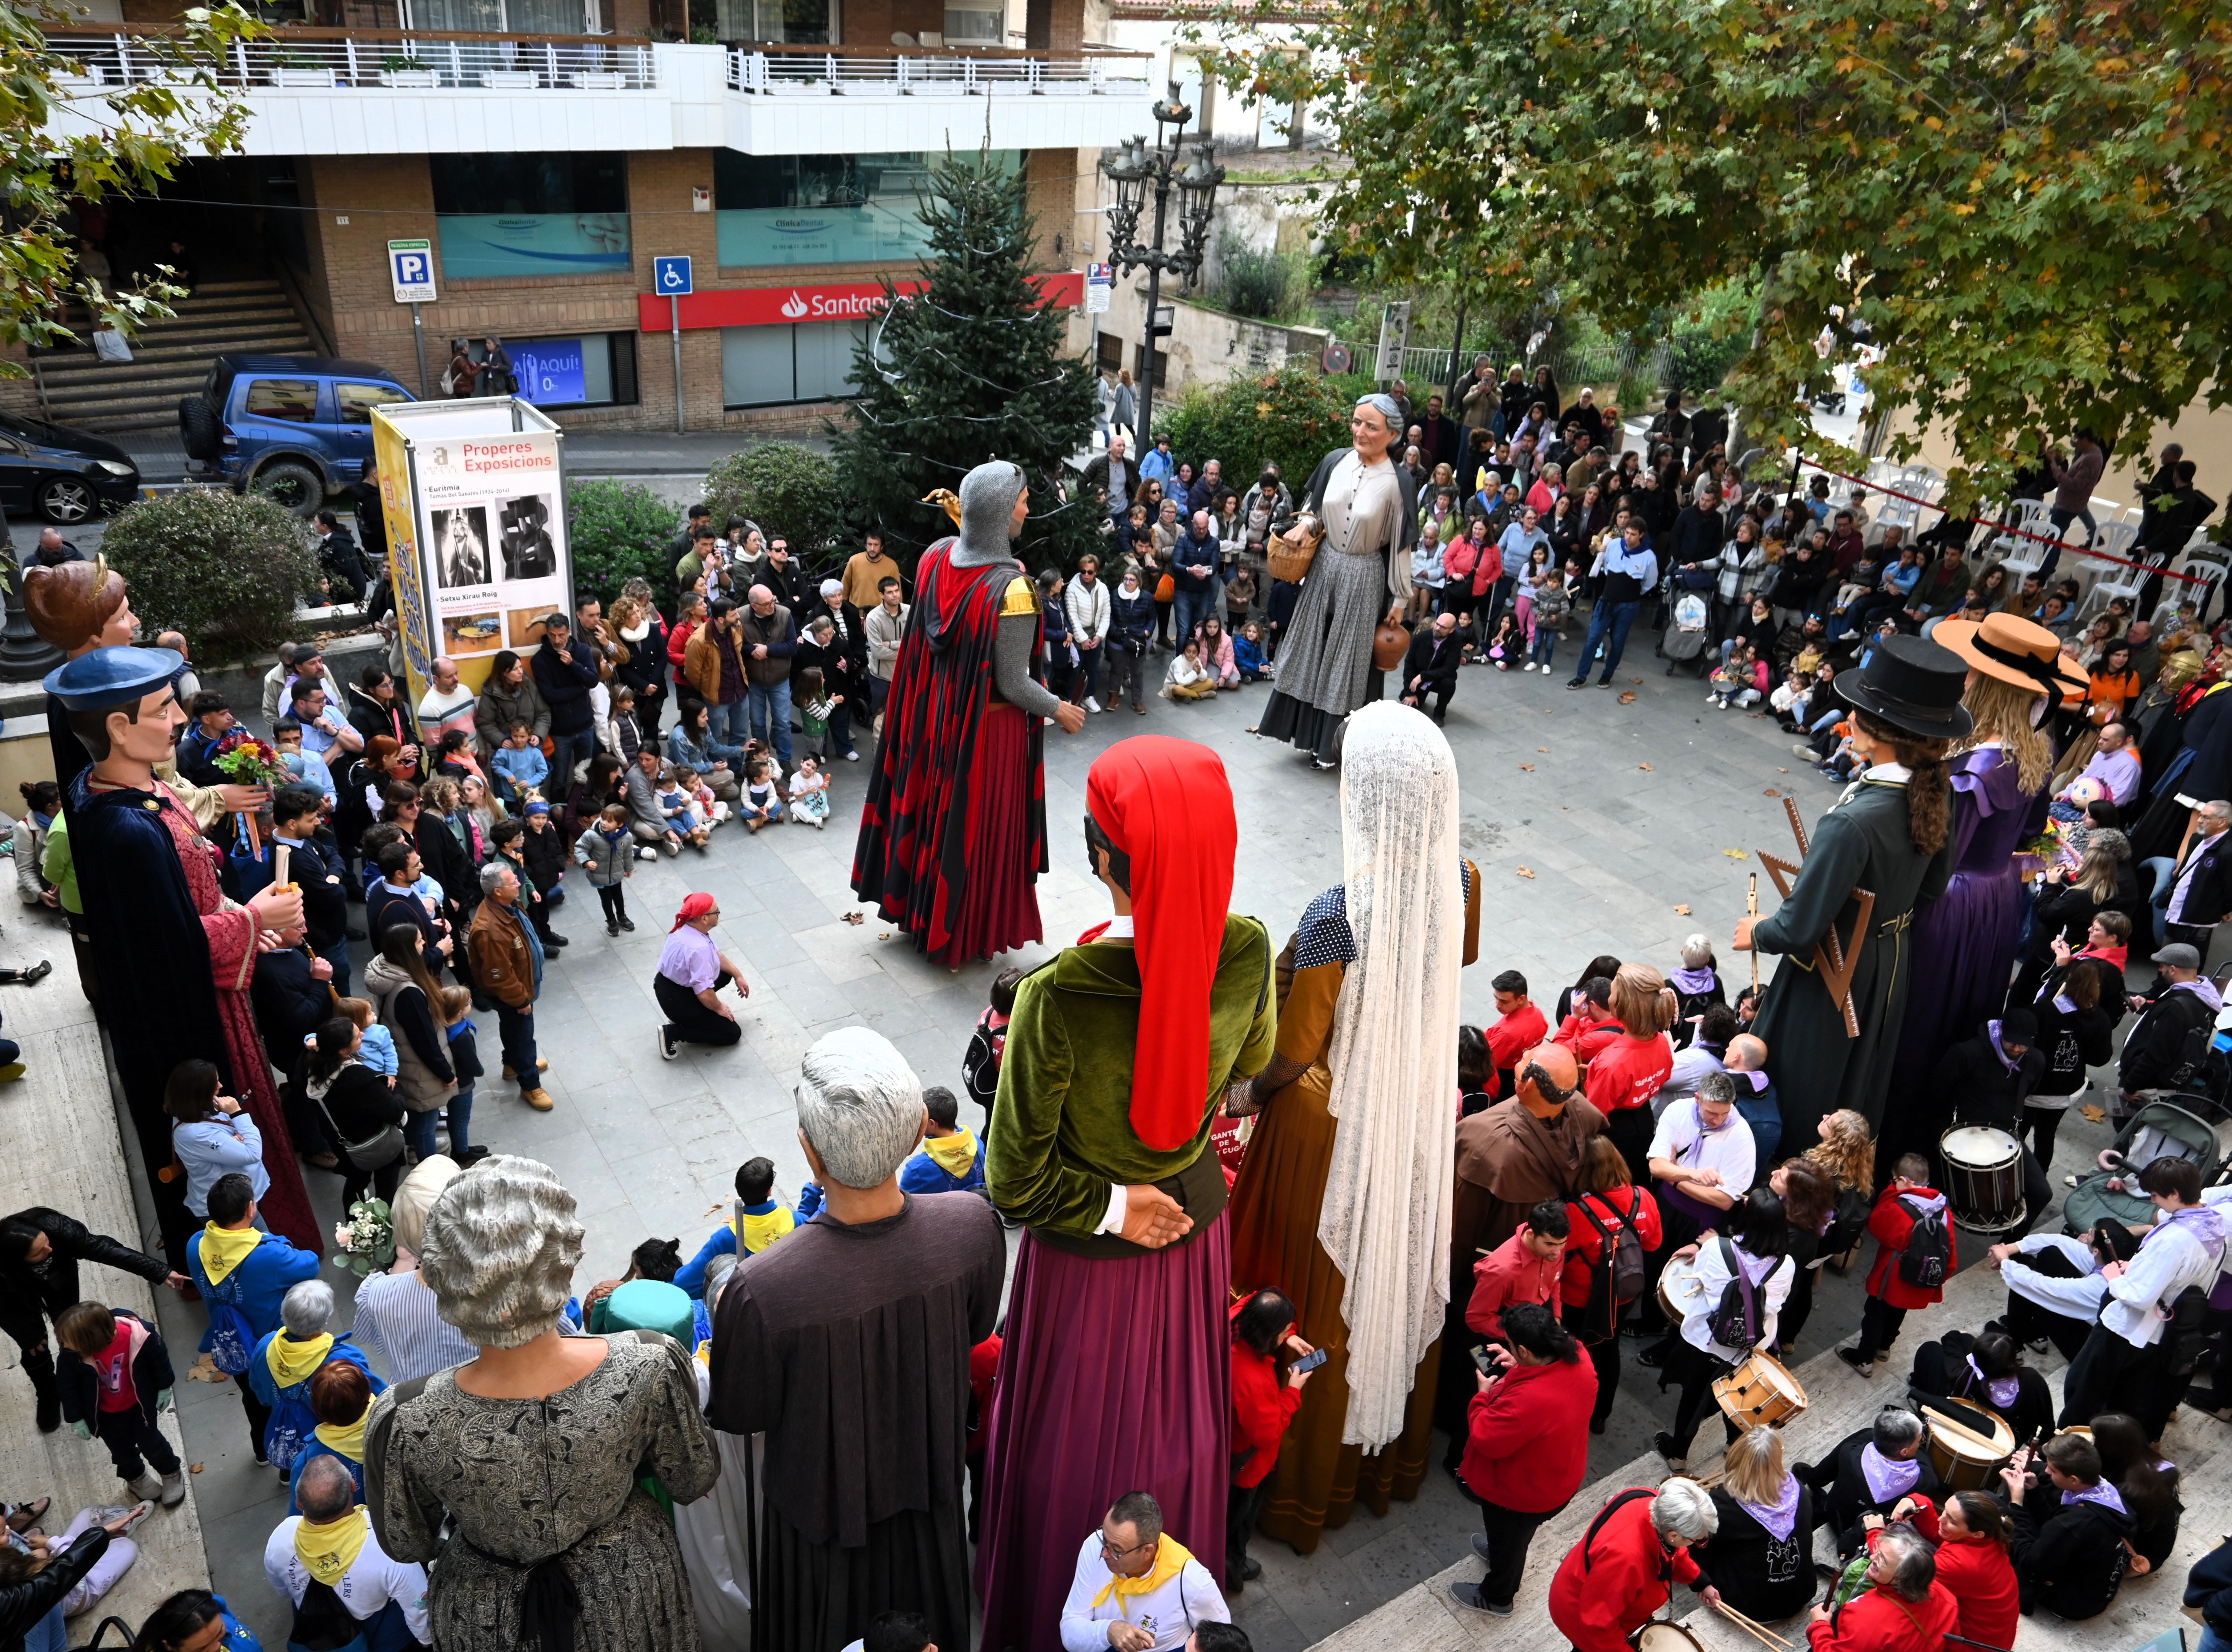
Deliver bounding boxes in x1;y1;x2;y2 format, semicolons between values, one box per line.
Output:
16;622;2119;1648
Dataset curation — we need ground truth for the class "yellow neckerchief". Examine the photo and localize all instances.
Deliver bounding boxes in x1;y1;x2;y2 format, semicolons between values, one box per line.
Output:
1092;1534;1197;1612
293;1506;369;1587
199;1221;260;1285
924;1127;981;1180
695;1337;714;1368
267;1331;335;1389
732;1203;795;1254
313;1411;368;1463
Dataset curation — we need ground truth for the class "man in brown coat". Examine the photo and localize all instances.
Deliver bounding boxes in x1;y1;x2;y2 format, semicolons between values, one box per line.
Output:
466;862;551;1111
1435;1041;1603;1462
682;597;752;749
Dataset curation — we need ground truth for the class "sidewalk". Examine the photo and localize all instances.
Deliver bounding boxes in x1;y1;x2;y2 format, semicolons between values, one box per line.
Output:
118;426;830;486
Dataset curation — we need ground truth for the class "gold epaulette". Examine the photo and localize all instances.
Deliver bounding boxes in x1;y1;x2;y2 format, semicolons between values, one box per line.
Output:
1000;575;1039;617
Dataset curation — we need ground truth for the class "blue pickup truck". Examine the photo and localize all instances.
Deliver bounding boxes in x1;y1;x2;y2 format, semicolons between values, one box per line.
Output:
178;354;414;517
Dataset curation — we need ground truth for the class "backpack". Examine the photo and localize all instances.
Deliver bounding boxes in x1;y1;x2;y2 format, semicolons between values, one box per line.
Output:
2166;1282;2213;1376
1894;1195;1951;1291
961;1009;1005;1115
1818;1183;1871;1263
197;1242;258;1376
1578;1190;1648;1341
439;361;458;395
1705;1238;1762;1350
289;1576;361;1652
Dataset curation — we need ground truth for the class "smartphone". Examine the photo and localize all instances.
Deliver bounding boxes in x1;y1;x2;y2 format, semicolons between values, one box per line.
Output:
1291;1346;1329;1376
1471;1344;1504;1376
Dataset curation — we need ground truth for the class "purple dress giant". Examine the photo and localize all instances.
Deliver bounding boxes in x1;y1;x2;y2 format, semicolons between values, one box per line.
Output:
1881;746;2040;1162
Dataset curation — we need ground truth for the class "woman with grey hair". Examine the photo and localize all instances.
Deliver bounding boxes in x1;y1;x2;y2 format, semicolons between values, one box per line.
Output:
1808;1521;1956;1648
1548;1478;1721;1643
249;1278;384;1474
365;1155;718;1652
1253;393;1420;768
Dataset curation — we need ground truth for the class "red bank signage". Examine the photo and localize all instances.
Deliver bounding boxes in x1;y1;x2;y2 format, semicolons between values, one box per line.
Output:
637;271;1085;332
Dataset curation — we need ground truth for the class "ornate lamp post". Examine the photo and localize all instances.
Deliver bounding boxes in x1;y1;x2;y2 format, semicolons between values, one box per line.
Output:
1101;91;1226;451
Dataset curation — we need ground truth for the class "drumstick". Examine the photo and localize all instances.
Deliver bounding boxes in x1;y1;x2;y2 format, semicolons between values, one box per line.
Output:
1748;873;1760;994
1711;1600;1796;1652
1920;1405;2011;1458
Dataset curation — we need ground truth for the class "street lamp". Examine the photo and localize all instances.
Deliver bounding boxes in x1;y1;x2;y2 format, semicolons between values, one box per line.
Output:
1100;87;1225;452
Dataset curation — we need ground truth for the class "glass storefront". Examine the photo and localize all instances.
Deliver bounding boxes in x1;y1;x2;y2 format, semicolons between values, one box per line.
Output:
431;153;631;281
713;150;1021;268
722;320;868;407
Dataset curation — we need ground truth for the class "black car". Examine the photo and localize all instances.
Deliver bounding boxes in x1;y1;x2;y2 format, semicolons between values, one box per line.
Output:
0;409;141;525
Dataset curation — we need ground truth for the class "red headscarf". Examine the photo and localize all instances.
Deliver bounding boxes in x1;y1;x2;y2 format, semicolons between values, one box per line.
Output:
671;892;718;933
1084;737;1237;1150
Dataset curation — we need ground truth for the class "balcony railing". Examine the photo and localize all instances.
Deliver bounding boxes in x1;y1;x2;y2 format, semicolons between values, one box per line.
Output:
727;47;1151;97
42;24;657;92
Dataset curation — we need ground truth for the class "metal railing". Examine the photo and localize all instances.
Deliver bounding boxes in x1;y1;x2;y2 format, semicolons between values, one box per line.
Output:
727;48;1150;96
1379;338;1667;400
44;28;657;92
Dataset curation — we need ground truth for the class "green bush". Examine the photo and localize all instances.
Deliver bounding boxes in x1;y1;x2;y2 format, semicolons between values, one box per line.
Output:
703;444;843;557
1157;365;1359;491
1220;246;1293;320
98;488;318;661
566;479;682;604
1661;282;1759;397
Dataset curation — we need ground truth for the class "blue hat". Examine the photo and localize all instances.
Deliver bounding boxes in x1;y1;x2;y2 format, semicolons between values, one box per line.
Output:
524;800;550;815
43;646;185;711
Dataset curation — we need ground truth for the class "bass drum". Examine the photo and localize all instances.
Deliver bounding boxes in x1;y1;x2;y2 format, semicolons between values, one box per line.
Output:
1920;1395;2015;1491
1941;1125;2026;1233
1658;1253;1707;1327
1633;1625;1705;1652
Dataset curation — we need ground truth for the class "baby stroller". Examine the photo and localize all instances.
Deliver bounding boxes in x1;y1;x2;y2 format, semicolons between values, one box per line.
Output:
1661;591;1711;677
2061;1091;2232;1236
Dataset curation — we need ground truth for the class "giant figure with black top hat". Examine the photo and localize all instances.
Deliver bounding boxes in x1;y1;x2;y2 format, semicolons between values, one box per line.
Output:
1733;636;1975;1144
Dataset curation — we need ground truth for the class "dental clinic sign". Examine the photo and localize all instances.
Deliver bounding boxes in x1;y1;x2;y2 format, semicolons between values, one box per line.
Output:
636;271;1085;333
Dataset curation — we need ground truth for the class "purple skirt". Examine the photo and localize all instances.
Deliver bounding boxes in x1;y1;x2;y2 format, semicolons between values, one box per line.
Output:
974;1216;1233;1652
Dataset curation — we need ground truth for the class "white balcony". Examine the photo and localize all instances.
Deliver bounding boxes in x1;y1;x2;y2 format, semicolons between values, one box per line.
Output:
39;29;1153;156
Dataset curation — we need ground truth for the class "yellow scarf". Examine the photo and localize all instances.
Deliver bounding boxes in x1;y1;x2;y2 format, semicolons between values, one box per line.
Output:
266;1331;334;1389
293;1506;369;1587
733;1204;795;1254
924;1128;981;1181
313;1412;368;1464
1092;1535;1197;1612
199;1222;260;1285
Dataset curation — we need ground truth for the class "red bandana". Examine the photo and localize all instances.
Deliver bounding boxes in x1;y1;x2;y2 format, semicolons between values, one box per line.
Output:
671;892;717;932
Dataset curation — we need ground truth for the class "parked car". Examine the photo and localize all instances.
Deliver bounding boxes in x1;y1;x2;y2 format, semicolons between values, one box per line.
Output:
179;354;414;518
0;408;141;525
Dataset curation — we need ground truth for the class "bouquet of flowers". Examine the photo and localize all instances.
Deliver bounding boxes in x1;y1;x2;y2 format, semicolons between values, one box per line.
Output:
333;1197;395;1277
210;731;291;858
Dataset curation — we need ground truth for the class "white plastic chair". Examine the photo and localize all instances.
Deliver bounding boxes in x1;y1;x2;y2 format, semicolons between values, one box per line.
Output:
1991;499;2054;580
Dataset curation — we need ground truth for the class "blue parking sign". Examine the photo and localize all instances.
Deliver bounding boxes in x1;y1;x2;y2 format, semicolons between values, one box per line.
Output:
653;255;694;296
388;238;436;303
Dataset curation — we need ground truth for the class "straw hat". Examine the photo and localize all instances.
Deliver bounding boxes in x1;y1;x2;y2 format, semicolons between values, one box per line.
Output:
1930;611;2087;697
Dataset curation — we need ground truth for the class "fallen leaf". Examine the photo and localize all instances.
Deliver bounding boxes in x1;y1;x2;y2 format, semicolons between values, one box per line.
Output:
1724;848;1749;859
1537;746;1549;753
1519;763;1535;771
1631;677;1643;684
842;911;864;926
879;931;891;939
1639;762;1653;771
1764;788;1781;797
704;1203;724;1216
1674;904;1692;916
1515;866;1537;879
1618;691;1638;704
2079;1104;2107;1123
1777;766;1789;773
190;1462;204;1474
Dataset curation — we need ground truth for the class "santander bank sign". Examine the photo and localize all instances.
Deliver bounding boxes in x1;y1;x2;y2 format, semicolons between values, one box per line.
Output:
636;272;1084;333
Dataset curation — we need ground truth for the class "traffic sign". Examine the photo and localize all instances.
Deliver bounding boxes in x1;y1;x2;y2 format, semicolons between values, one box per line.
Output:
389;239;436;304
653;255;694;296
1322;339;1351;374
1086;261;1113;316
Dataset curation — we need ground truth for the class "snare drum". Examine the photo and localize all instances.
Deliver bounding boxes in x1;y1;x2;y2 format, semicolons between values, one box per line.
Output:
1921;1396;2016;1491
1941;1125;2027;1233
1633;1624;1706;1652
1713;1347;1807;1430
1658;1254;1708;1326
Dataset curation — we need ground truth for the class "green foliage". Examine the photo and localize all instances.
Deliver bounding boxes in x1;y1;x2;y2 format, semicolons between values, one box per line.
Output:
830;148;1100;576
1203;0;2232;506
1158;366;1357;493
1660;284;1761;399
98;488;317;660
1218;243;1294;320
3;2;268;373
565;479;682;603
703;443;843;555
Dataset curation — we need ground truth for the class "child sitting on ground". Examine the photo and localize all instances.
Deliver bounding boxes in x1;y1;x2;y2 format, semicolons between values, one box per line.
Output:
492;722;548;807
677;765;728;830
656;765;711;852
1708;640;1769;709
573;802;634;935
787;756;830;829
739;758;784;832
1165;637;1216;700
1526;571;1570;673
678;1156;796;1298
334;997;398;1085
1485;611;1524;671
898;1086;988;1195
1233;621;1272;683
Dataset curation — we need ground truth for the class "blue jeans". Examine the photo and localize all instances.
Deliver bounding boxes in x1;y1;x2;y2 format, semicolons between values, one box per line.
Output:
1173;580;1218;647
1573;600;1640;683
710;697;751;747
747;679;793;766
23;1605;65;1652
496;1005;539;1088
2144;854;2179;948
547;731;594;795
1529;626;1556;669
402;1085;473;1158
2042;506;2097;580
2198;1625;2232;1652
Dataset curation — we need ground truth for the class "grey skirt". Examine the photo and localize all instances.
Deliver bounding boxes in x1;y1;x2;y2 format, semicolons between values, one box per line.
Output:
1273;547;1388;718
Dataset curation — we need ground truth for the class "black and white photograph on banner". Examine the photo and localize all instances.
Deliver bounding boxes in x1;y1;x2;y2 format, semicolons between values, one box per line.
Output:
431;503;493;588
499;491;559;581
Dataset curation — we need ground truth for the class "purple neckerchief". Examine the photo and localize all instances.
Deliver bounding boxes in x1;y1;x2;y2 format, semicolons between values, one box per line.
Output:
1860;1443;1921;1504
2066;1479;2128;1517
2052;992;2078;1014
1661;1106;1741;1229
1967;1355;2023;1410
1987;1020;2021;1072
2147;1204;2230;1269
2169;977;2227;1013
1734;1474;1802;1543
1672;966;1719;996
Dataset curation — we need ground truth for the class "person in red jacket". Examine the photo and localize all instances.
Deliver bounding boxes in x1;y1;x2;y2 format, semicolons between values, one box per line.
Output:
1227;1288;1314;1588
1838;1152;1956;1377
1887;1491;2021;1652
1562;1136;1664;1433
1465;1200;1568;1343
1548;1479;1720;1652
1552;978;1625;1066
1807;1522;1959;1652
1583;964;1679;1185
1450;1303;1598;1615
1484;969;1548;1100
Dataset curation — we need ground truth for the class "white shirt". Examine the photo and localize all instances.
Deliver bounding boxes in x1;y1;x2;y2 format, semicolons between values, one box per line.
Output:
2102;1206;2226;1347
1058;1531;1229;1652
2000;1233;2111;1322
264;1517;431;1644
1680;1239;1794;1360
1649;1099;1757;1201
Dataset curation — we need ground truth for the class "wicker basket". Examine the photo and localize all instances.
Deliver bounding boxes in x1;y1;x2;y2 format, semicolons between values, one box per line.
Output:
1265;525;1321;585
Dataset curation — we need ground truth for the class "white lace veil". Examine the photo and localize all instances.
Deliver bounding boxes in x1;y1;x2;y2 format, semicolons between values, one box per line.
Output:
1316;701;1464;1448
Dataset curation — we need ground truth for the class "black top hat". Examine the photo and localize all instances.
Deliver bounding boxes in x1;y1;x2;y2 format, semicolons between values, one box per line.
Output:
1834;634;1975;739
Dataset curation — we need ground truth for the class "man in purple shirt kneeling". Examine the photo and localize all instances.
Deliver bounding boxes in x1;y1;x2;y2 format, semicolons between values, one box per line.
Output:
656;892;751;1059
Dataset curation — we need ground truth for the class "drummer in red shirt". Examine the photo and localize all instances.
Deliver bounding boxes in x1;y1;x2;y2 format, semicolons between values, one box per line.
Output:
1562;1136;1664;1433
1807;1522;1958;1652
1880;1491;2021;1652
1226;1288;1314;1588
1581;964;1679;1186
1484;968;1548;1100
1548;1479;1720;1652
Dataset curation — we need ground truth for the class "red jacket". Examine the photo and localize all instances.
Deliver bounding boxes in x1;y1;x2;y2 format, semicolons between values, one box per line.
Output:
1805;1580;1959;1652
1553;1007;1625;1067
1466;1232;1562;1339
668;620;697;669
1875;1511;2018;1652
1862;1183;1956;1310
1561;1185;1664;1306
1485;1000;1549;1090
1459;1355;1596;1512
1548;1490;1701;1652
1583;1032;1675;1115
1231;1340;1302;1488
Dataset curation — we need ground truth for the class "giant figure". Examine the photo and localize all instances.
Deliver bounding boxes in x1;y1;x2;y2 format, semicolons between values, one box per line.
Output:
975;737;1276;1652
45;647;319;1264
852;462;1084;966
1225;702;1476;1551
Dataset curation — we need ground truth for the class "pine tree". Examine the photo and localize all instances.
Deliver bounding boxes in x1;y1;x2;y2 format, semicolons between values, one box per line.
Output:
832;149;1099;577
